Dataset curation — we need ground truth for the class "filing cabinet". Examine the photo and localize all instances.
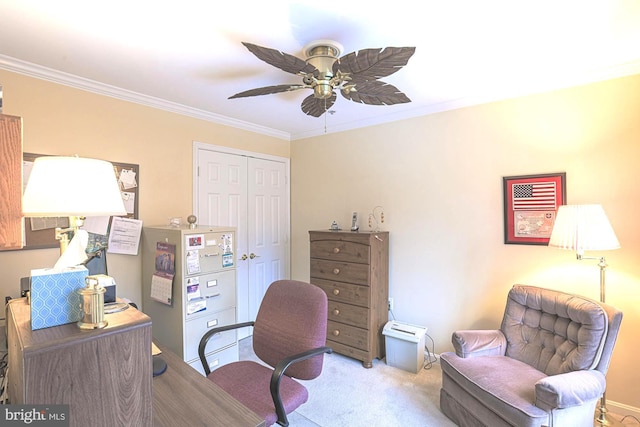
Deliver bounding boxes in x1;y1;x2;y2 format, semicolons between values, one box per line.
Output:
309;230;389;368
142;225;237;374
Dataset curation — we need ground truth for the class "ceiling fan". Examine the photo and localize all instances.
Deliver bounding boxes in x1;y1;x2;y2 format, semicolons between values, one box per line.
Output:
229;41;416;117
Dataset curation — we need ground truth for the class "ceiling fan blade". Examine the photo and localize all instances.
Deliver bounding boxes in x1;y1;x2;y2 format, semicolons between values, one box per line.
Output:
301;93;336;117
242;42;317;76
341;80;411;106
229;84;306;99
334;47;415;80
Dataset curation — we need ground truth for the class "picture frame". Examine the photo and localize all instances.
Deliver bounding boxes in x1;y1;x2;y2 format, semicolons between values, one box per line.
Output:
503;172;566;245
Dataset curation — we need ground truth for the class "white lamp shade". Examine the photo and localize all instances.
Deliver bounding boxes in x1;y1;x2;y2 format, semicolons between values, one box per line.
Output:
548;204;620;254
22;156;127;217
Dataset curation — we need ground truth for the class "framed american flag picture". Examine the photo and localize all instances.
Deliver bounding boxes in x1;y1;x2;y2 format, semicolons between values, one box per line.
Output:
503;173;566;245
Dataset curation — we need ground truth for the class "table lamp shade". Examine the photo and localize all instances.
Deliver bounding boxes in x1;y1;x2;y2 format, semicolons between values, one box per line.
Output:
548;204;620;254
23;156;126;217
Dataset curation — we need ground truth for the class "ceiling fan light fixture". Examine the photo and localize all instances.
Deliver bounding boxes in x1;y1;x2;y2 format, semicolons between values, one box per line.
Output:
313;82;334;99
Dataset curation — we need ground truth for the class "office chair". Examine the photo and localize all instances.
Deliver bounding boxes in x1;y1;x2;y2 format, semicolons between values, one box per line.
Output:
198;280;332;427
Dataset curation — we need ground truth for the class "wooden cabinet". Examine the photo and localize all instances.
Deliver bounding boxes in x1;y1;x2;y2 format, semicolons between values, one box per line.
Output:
309;230;389;368
142;226;238;375
6;298;153;427
0;114;23;250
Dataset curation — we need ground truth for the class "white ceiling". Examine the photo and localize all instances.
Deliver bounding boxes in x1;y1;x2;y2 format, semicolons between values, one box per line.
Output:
1;1;640;141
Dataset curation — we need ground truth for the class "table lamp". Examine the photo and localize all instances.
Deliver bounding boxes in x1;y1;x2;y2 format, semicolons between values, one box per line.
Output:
22;155;127;253
548;204;621;426
22;155;127;329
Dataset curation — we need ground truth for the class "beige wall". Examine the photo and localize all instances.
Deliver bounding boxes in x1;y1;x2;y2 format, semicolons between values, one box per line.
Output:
0;69;289;304
1;67;639;413
291;74;640;411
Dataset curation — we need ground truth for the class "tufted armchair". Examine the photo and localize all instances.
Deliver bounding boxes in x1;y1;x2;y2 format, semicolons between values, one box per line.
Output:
440;285;623;427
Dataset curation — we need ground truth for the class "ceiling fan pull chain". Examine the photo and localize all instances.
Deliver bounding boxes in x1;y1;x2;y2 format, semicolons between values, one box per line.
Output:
324;98;327;133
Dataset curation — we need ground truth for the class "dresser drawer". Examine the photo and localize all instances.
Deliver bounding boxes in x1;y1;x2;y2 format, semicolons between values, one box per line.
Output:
327;320;369;351
310;259;370;285
328;301;369;329
312;278;370;307
310;240;370;264
184;307;236;362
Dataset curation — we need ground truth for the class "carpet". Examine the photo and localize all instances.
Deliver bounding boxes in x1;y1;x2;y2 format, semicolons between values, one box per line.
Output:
239;338;456;427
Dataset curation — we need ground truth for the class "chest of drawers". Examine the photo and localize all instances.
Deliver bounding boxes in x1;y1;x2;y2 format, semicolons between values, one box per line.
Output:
309;230;389;368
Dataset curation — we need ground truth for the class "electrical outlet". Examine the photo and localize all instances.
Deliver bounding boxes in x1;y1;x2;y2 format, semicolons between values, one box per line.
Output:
388;297;394;311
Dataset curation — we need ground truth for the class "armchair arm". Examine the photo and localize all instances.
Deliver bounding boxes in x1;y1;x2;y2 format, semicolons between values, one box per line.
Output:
535;370;606;410
452;330;507;358
270;346;333;426
198;321;255;375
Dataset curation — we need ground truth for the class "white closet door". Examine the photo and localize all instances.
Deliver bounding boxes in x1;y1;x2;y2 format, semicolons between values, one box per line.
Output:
247;157;289;321
195;144;289;339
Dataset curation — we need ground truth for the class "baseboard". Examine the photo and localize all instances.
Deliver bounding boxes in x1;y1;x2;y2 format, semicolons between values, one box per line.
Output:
608;399;640;420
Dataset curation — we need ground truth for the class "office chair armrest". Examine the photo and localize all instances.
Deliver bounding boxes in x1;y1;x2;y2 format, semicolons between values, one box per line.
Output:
270;346;333;426
198;321;255;375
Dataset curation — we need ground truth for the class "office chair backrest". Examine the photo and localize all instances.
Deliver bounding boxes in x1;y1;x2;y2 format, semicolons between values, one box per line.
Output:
252;280;328;380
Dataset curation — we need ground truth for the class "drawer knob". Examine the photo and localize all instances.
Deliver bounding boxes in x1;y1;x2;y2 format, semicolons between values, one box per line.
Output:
332;329;340;336
332;309;340;316
333;289;340;296
333;268;340;275
333;247;340;254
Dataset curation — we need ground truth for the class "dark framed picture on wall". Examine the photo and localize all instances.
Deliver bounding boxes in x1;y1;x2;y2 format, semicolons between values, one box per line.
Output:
503;172;566;245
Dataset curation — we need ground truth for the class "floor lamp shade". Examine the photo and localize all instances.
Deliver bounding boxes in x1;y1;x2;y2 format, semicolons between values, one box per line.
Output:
22;156;127;217
548;204;620;255
548;204;622;426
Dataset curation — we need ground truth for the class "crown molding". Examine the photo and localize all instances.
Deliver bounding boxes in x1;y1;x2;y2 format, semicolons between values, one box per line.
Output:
3;54;640;142
0;54;291;141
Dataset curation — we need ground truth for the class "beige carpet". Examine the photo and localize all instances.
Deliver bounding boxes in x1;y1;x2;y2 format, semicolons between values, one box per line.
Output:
239;338;639;426
239;338;455;427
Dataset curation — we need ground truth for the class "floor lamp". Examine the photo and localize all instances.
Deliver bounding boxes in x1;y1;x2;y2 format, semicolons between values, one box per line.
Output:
548;204;622;427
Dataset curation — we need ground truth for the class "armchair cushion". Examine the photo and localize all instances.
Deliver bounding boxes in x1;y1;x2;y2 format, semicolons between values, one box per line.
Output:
441;353;549;426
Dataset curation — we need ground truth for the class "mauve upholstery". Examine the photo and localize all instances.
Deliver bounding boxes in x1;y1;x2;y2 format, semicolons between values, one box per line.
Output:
207;280;328;426
440;285;622;427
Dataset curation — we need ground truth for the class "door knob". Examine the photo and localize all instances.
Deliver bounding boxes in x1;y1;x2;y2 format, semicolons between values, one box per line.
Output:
240;254;248;261
249;253;260;259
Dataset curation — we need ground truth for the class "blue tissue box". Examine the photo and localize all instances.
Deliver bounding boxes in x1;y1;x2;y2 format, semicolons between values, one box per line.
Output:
30;266;88;330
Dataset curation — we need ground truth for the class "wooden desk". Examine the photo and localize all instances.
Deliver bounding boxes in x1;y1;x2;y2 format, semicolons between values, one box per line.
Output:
7;298;153;426
7;297;262;426
153;344;265;427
